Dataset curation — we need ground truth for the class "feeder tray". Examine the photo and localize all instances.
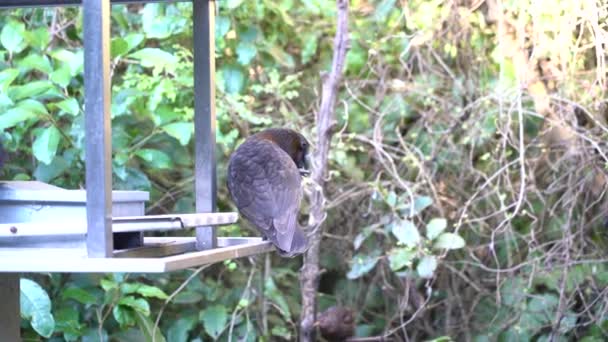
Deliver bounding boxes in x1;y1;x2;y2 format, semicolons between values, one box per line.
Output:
0;181;273;273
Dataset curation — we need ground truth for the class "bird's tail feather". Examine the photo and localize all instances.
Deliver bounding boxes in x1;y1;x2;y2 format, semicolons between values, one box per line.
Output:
275;227;308;258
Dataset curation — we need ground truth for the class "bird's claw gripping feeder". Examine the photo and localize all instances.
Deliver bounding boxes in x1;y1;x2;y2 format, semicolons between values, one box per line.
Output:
0;1;273;339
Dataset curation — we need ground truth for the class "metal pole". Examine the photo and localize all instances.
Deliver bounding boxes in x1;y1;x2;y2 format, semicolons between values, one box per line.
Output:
0;274;20;341
84;0;113;257
193;0;217;250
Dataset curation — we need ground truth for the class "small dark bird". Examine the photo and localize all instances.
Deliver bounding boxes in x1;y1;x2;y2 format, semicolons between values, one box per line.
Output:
316;306;356;341
227;128;310;257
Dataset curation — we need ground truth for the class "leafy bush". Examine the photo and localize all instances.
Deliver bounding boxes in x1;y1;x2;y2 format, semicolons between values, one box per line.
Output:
2;0;608;340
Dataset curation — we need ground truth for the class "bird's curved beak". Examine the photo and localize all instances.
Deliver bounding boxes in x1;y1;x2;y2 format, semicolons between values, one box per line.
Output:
299;154;311;177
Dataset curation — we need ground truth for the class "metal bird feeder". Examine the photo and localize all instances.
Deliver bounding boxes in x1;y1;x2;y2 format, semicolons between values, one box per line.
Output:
0;0;273;339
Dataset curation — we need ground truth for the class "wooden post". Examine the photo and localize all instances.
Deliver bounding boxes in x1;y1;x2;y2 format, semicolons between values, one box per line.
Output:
0;274;20;341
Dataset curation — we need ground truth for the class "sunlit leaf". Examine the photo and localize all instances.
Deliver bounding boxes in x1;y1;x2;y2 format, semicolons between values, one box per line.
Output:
118;296;150;316
236;41;257;65
162;122;193;146
62;287;97;305
391;219;420;247
388;247;416;271
33;126;61;165
221;65;245;94
111;38;129;58
135;149;172;169
347;253;379;279
426;218;447;240
1;20;27;53
19;54;53;74
129;48;178;73
416;255;437;278
54;98;80;116
433;233;465;250
20;278;55;338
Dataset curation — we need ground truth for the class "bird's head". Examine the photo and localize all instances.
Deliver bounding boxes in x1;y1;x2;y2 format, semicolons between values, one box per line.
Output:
257;128;311;176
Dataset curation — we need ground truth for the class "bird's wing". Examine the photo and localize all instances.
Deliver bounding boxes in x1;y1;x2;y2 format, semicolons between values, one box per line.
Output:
227;139;304;253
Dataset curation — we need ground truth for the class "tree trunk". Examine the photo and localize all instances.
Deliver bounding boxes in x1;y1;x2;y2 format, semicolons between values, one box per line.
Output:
299;0;349;341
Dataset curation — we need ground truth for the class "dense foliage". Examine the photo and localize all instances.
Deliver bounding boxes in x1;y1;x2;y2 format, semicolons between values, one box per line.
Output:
1;0;607;341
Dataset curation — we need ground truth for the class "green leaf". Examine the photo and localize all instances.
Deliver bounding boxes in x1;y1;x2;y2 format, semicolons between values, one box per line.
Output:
50;66;73;88
123;33;144;52
118;296;150;316
135;149;172;169
375;0;397;22
200;305;227;339
55;307;83;336
0;68;20;92
301;33;318;64
19;54;53;74
1;20;26;53
142;3;173;39
416;255;437;278
0;107;37;130
62;287;97;305
129;48;178;73
167;315;197;342
50;49;83;76
391;219;420;247
272;325;292;339
100;278;118;291
112;305;135;328
236;42;257;65
162;122;193;146
347;253;379;279
120;283;168;300
33;156;69;182
426;218;447;240
54;98;80;116
221;66;245;94
215;16;230;38
265;277;291;319
388;247;416;271
33;126;61;165
173;291;203;304
226;0;244;9
353;225;374;250
433;233;465;250
412;195;433;215
25;27;50;50
8;80;55;101
111;38;129;58
20;278;55;338
18;99;48;116
133;310;166;342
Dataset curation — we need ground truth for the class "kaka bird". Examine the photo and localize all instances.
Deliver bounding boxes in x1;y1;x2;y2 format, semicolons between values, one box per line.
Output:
316;306;356;341
227;128;310;257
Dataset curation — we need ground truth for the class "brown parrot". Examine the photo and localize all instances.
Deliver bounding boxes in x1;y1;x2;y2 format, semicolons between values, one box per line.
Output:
316;306;356;341
227;128;310;257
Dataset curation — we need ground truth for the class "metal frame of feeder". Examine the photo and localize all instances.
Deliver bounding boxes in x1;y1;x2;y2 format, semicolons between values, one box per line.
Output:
0;0;273;339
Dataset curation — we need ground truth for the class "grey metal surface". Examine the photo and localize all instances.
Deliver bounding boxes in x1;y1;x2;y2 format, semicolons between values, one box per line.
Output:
114;237;257;258
0;0;186;8
0;212;238;238
0;238;273;273
0;181;148;202
83;0;113;257
0;274;19;341
193;0;218;251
